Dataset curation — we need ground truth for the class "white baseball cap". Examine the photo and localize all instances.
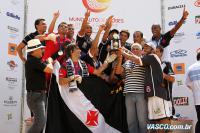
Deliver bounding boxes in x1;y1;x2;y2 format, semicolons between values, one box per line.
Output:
131;43;142;50
145;41;156;50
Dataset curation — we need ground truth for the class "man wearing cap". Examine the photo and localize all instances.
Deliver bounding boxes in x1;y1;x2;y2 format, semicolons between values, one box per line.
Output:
121;41;170;122
151;7;189;61
25;39;53;133
116;43;147;133
185;50;200;133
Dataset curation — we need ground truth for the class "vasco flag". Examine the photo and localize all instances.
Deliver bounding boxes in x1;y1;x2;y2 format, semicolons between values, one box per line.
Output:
45;62;128;133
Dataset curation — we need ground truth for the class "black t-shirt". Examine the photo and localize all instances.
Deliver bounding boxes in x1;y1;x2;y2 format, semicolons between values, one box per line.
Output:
152;31;173;48
76;34;92;56
22;31;45;46
124;42;132;51
25;55;46;91
142;54;167;100
98;40;111;63
162;61;174;101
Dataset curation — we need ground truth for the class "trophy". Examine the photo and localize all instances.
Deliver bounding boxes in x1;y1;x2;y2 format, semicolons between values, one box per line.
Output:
111;33;121;51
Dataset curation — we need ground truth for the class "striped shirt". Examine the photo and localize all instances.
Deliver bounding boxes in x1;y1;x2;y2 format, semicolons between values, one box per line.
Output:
123;60;145;93
22;31;45;46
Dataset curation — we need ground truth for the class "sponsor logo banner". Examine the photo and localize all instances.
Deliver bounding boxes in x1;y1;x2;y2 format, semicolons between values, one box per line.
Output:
195;15;200;24
7;60;18;71
7;26;19;33
173;63;185;74
11;0;20;5
196;31;200;39
173;97;189;106
8;43;17;56
6;12;20;20
168;4;185;10
5;77;18;89
3;96;17;106
176;80;184;86
168;20;186;26
170;49;187;58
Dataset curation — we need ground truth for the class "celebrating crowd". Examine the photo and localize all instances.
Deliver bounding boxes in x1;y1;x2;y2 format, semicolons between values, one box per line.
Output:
16;7;194;133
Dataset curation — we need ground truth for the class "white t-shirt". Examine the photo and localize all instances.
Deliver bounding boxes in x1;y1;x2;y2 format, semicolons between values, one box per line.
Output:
185;61;200;105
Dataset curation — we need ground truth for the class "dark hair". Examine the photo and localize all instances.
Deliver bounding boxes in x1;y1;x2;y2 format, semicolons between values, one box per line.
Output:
58;22;67;29
65;44;77;58
34;18;45;30
109;29;119;35
133;31;143;38
197;52;200;61
151;24;161;29
156;45;164;53
120;30;130;38
67;24;73;27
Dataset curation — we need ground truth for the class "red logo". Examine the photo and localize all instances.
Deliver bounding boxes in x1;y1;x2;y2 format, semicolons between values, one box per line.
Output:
86;110;99;126
195;0;200;7
7;60;18;70
82;0;111;13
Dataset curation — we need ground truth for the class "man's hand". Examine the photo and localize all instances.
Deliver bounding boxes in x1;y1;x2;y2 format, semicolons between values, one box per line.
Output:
182;7;189;20
105;15;113;30
53;10;60;19
74;75;82;84
99;24;106;32
45;33;59;42
22;57;27;63
104;54;117;64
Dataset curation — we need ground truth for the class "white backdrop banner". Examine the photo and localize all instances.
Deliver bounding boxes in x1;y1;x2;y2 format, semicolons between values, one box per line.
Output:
26;0;161;40
164;0;198;125
0;0;24;133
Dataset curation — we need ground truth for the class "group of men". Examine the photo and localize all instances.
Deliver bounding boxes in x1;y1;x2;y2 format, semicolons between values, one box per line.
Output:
16;7;200;133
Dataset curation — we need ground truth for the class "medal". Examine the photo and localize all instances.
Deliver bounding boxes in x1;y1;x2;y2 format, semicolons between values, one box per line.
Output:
58;50;63;55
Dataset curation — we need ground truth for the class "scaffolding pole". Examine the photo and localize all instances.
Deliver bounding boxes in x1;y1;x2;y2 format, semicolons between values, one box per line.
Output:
20;0;28;132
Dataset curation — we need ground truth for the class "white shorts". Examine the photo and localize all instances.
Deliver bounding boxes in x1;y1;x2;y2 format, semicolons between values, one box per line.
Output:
148;96;172;120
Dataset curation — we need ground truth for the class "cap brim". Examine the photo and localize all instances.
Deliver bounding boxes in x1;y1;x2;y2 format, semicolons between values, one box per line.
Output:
26;45;45;53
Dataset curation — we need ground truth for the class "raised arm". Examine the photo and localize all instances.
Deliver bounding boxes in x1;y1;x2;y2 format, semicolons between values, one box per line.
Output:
90;24;106;56
170;7;189;36
120;47;142;65
115;49;124;75
78;10;90;36
48;11;60;33
102;15;113;42
93;54;117;76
